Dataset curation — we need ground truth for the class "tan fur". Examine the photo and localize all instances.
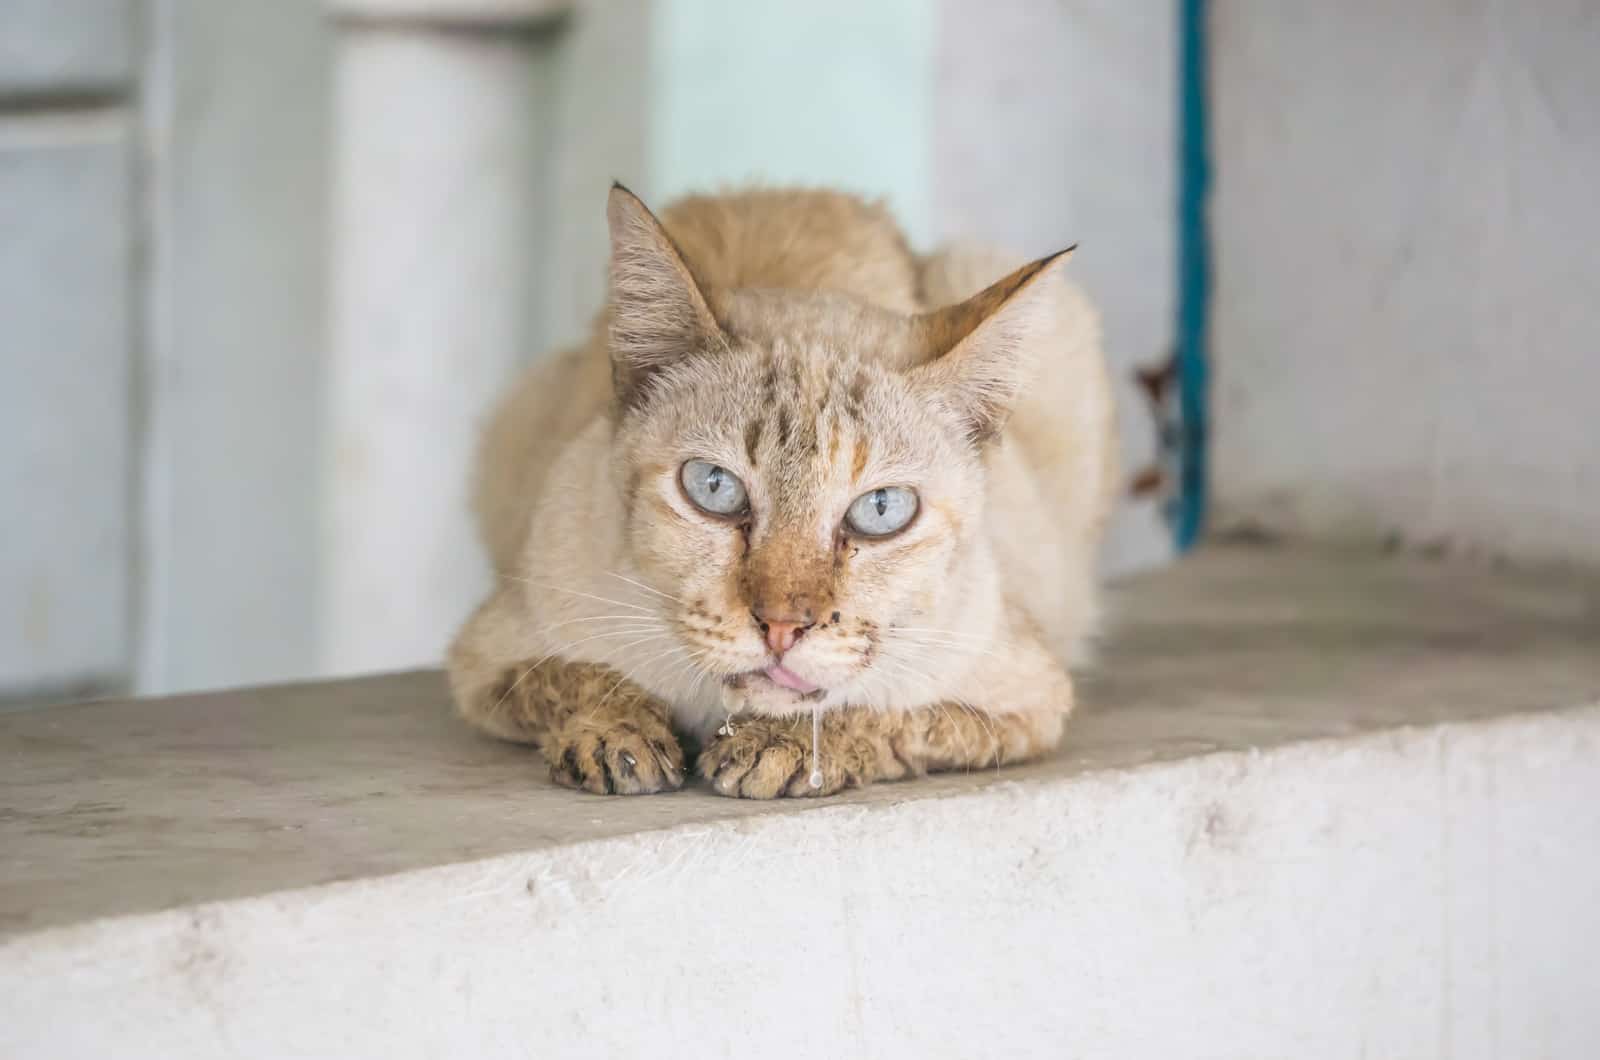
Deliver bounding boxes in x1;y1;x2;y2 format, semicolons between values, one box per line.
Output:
450;185;1117;798
452;628;683;794
701;701;1066;799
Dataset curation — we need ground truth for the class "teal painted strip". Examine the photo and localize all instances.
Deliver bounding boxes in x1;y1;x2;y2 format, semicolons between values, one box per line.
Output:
1176;0;1210;550
648;0;935;245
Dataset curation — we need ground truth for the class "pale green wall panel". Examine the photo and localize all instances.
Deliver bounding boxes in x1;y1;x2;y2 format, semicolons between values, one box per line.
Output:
649;0;936;244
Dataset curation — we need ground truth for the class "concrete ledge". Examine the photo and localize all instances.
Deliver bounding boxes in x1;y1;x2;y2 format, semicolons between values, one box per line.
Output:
3;544;1598;1056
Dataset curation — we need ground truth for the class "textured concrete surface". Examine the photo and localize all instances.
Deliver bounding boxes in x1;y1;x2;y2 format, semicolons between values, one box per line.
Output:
1211;0;1600;565
137;0;333;695
325;21;554;677
935;0;1177;577
0;121;133;693
0;0;132;96
2;543;1598;1056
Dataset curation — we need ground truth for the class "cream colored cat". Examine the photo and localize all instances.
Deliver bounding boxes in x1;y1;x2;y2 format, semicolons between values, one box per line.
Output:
448;184;1117;798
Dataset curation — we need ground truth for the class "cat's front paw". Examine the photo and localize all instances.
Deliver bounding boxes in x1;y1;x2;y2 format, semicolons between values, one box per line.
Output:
545;711;685;796
698;716;853;799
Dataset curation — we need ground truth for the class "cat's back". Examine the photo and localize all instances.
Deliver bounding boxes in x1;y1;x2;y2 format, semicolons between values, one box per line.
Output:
661;187;921;313
922;243;1119;659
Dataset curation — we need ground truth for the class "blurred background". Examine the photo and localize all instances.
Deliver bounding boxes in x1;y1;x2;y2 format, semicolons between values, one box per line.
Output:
1;0;1595;703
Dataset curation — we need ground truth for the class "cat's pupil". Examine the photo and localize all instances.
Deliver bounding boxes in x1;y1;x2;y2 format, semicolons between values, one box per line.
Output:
708;467;723;494
873;489;888;516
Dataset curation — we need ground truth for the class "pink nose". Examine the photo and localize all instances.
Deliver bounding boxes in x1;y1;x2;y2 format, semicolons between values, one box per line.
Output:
764;621;805;656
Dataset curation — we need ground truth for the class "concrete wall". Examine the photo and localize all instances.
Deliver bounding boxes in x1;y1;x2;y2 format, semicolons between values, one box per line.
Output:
934;0;1176;574
139;0;332;693
0;1;136;697
652;0;935;241
18;0;1600;696
1210;0;1600;565
344;0;1180;680
2;2;1178;698
0;1;132;96
0;1;332;700
539;0;1176;575
324;10;560;677
540;0;939;350
0;113;135;696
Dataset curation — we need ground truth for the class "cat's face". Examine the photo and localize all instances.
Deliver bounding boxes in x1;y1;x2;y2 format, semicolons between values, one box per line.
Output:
603;184;1066;715
615;335;985;714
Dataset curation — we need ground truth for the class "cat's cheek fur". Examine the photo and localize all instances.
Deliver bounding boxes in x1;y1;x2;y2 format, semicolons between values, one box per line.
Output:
624;492;764;677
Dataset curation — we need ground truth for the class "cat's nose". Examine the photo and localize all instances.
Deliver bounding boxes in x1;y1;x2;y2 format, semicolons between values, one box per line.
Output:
762;621;809;656
752;606;815;657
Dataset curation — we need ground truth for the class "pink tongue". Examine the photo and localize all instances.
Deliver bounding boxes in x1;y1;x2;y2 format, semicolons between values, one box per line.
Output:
763;663;821;694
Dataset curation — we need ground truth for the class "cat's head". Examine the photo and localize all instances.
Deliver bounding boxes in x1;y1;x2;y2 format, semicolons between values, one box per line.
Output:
605;185;1070;715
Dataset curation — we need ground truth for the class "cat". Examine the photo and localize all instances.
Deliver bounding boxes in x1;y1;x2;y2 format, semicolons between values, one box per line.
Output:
447;184;1118;798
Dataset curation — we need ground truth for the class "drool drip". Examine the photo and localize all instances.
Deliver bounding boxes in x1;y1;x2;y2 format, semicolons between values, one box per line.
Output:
809;703;823;788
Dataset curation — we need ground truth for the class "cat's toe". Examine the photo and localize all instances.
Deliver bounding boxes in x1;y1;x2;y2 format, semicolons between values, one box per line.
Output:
699;721;843;799
782;760;847;798
548;720;684;795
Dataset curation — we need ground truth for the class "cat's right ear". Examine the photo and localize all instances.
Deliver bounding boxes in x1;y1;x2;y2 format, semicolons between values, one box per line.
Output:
909;247;1074;444
605;183;726;409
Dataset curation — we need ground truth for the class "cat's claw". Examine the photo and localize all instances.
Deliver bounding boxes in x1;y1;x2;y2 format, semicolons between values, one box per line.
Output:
547;719;685;796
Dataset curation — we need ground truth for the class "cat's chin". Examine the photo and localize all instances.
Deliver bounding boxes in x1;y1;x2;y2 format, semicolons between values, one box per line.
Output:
721;669;827;716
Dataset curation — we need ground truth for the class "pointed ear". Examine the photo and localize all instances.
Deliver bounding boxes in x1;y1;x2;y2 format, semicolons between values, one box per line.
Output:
606;183;727;408
910;246;1076;443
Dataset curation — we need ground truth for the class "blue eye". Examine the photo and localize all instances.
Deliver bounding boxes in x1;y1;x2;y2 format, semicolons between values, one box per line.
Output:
845;486;918;537
680;460;749;516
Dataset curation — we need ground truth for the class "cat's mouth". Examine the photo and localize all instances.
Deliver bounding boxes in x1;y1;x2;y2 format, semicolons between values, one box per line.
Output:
725;663;826;700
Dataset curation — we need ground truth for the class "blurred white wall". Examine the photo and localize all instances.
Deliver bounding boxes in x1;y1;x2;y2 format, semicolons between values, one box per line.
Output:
933;0;1176;576
2;0;1178;699
543;0;1177;578
0;0;134;697
1;0;330;699
1211;0;1600;565
538;0;939;350
359;0;1180;685
140;0;331;693
323;8;558;677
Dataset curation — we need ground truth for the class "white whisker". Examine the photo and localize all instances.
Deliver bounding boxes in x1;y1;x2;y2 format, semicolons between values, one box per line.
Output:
488;662;536;719
890;625;995;642
527;613;668;638
522;627;667;681
662;646;706;695
593;642;687;714
884;632;998;662
500;577;655;615
602;570;684;605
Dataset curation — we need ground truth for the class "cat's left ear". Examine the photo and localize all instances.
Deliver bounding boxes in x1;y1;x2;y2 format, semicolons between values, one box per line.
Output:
606;183;727;408
910;246;1075;444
